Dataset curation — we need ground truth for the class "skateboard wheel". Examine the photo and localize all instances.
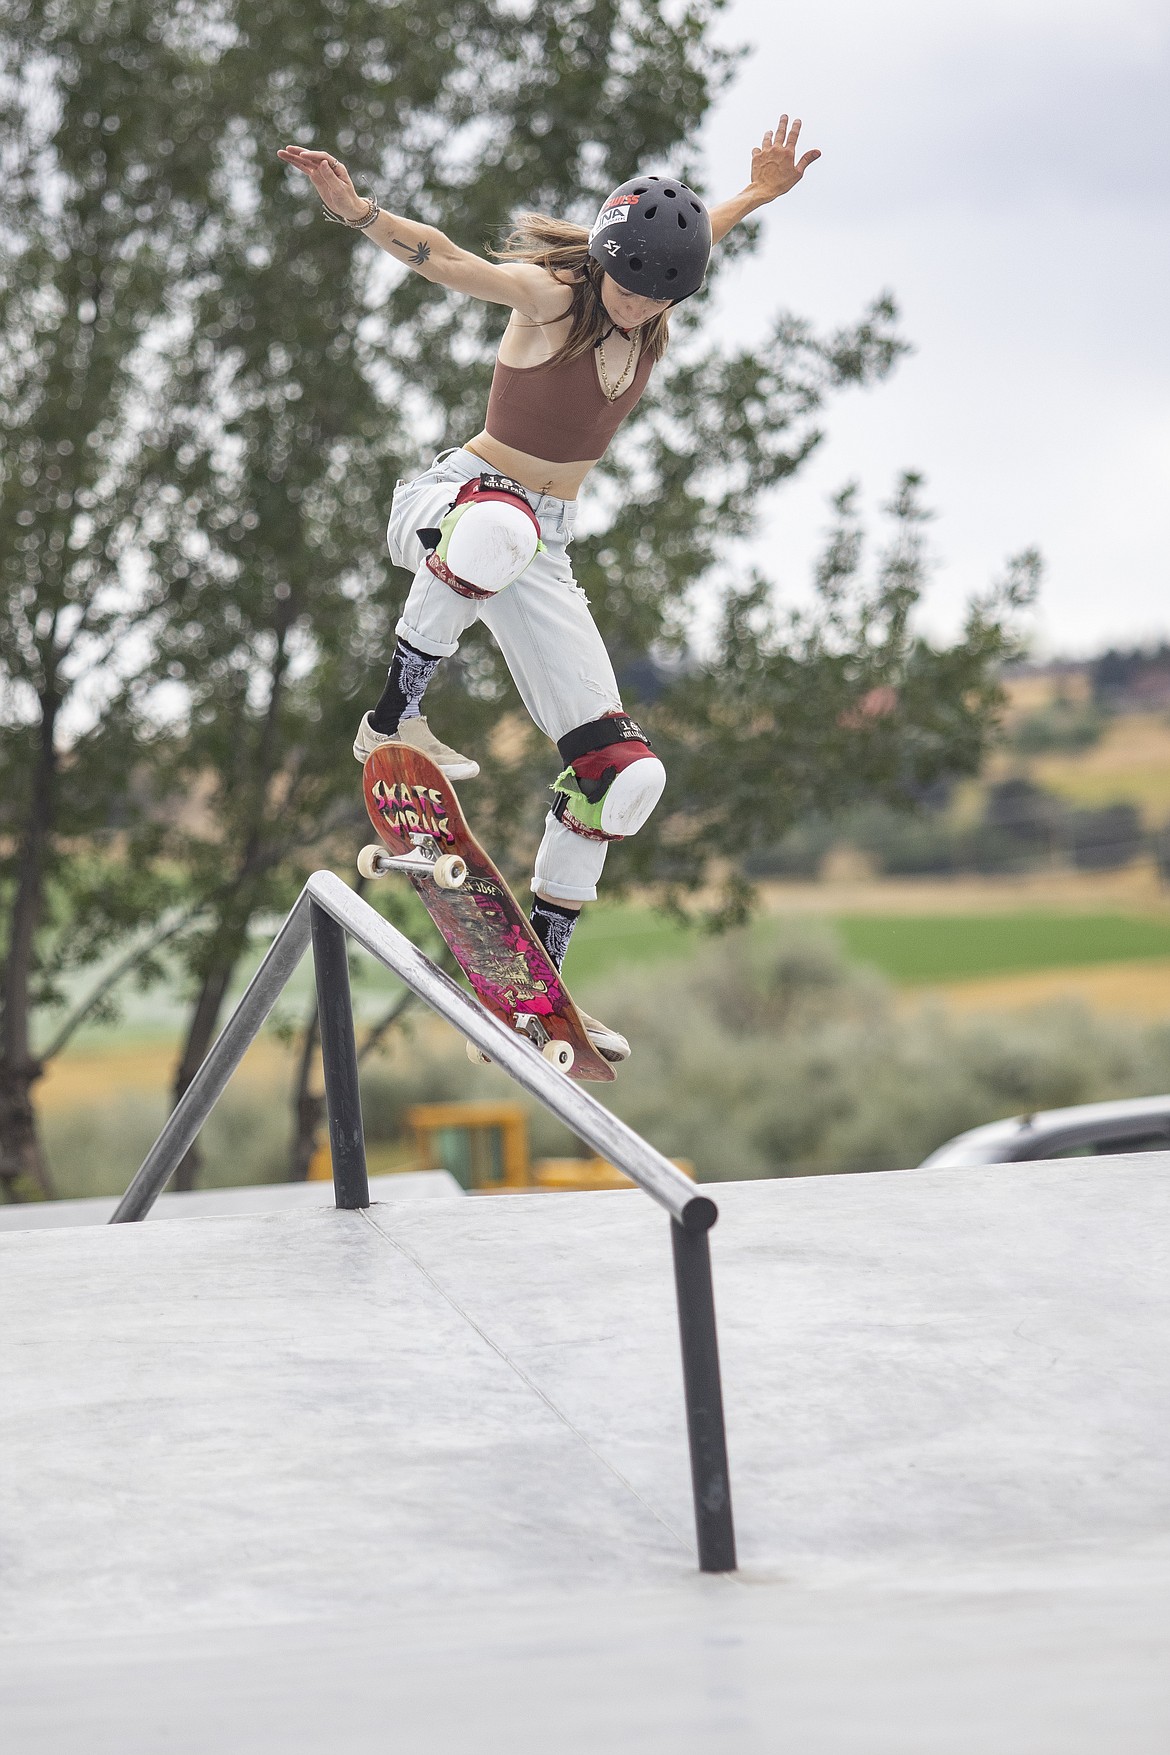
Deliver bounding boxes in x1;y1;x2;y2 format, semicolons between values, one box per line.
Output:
542;1039;575;1073
466;1040;491;1066
357;843;390;881
433;854;468;890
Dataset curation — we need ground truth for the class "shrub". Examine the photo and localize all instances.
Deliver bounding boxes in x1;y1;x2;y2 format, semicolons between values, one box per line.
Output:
578;924;1170;1179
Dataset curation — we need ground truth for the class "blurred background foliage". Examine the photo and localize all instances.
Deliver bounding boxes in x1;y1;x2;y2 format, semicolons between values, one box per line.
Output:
38;920;1170;1197
5;0;1147;1204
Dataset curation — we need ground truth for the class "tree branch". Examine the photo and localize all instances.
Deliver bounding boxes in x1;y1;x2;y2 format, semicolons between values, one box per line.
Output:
38;904;204;1063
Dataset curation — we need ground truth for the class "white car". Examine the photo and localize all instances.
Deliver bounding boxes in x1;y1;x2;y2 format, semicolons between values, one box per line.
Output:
919;1094;1170;1168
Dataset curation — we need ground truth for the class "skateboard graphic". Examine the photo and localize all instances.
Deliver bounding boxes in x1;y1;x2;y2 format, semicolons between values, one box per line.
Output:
358;745;615;1083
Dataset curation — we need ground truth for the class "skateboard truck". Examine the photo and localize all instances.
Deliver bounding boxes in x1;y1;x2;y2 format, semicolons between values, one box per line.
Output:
466;1014;575;1073
357;835;468;890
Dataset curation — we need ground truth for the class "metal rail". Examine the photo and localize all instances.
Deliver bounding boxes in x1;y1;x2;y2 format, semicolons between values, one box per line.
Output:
111;870;735;1572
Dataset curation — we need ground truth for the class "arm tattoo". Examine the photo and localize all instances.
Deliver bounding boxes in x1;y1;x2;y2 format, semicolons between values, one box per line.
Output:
392;235;431;267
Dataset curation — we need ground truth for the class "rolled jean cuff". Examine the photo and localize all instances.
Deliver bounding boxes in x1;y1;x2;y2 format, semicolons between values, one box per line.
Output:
531;811;608;903
394;616;461;660
529;874;600;904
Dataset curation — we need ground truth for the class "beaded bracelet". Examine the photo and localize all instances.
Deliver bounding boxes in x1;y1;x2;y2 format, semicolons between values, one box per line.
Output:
321;191;381;230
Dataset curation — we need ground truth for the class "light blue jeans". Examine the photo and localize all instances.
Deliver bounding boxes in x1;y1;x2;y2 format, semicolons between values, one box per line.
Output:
386;449;622;901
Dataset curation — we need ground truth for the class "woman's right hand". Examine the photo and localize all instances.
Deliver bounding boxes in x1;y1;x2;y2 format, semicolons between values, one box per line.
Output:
277;144;369;222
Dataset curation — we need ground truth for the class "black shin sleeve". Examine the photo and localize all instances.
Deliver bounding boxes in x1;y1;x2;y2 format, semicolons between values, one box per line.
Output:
529;896;579;973
369;639;441;734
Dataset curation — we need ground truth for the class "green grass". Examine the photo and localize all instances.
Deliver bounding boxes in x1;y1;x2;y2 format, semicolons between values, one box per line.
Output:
569;904;1170;991
831;913;1170;985
563;904;699;985
563;904;1170;991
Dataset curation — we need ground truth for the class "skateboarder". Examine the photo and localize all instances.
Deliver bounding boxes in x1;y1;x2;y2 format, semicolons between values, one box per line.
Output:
279;122;820;1060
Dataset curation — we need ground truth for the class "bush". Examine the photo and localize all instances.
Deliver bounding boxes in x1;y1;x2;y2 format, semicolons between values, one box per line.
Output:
53;923;1169;1199
1068;801;1145;870
43;1084;291;1200
349;923;1170;1182
578;924;1170;1179
1010;698;1106;754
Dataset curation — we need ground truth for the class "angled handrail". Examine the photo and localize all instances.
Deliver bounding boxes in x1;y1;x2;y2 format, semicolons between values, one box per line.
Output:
110;870;736;1571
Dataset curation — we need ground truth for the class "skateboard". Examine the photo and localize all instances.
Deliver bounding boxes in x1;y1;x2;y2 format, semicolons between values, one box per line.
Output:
358;745;615;1082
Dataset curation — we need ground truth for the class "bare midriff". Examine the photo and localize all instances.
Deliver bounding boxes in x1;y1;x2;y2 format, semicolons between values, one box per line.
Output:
462;431;599;502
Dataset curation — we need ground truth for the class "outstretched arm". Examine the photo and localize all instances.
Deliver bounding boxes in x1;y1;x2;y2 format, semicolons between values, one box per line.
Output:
277;145;570;322
710;116;821;245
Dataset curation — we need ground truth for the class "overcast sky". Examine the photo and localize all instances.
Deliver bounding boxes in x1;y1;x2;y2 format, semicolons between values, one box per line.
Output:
697;0;1169;656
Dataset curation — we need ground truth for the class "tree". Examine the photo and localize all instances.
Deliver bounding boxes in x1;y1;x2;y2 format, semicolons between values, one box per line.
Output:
625;475;1041;920
0;1;220;1198
3;0;1034;1198
128;0;754;1187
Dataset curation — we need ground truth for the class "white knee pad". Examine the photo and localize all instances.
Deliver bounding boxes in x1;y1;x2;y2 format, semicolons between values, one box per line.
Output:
419;474;543;601
550;713;666;841
592;756;666;835
531;812;609;904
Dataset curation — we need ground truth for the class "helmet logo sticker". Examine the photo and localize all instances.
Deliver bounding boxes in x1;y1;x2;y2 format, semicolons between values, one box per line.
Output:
589;204;631;241
603;239;621;256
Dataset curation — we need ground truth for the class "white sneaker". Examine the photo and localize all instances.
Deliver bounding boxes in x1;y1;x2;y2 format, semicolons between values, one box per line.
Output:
577;1010;630;1064
352;712;480;781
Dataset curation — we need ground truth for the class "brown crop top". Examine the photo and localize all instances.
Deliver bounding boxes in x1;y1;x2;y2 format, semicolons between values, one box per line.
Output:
485;338;656;465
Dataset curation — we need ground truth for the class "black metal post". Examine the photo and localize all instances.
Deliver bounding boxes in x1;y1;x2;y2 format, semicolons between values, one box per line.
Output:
671;1218;736;1572
310;901;369;1210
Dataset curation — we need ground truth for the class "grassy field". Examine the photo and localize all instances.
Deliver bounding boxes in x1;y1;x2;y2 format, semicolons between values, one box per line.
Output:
564;905;698;985
830;912;1170;985
923;959;1170;1020
22;870;1170;1199
566;900;1170;989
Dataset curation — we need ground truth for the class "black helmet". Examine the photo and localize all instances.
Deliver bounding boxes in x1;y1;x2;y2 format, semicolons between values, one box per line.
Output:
587;175;711;303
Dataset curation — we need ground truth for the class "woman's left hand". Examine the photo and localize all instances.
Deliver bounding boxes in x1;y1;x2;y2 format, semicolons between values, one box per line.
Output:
749;116;821;203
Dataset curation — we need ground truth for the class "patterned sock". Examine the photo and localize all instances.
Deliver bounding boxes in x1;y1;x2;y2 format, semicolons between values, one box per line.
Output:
369;639;441;734
529;897;580;972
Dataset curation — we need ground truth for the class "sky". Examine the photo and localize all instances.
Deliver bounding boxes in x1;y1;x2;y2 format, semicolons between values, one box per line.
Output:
697;0;1169;656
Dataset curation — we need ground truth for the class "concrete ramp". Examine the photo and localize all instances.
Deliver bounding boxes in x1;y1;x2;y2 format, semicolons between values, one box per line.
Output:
0;1169;462;1231
3;1157;1170;1751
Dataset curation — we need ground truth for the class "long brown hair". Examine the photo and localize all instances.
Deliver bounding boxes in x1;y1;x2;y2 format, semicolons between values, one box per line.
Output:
491;212;671;366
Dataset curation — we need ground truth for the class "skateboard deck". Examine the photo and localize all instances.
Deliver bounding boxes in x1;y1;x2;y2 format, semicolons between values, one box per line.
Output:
360;745;615;1083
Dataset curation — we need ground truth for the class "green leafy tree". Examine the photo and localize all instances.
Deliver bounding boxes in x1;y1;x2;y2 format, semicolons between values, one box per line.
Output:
129;0;754;1187
629;474;1041;920
2;0;1035;1200
0;0;220;1198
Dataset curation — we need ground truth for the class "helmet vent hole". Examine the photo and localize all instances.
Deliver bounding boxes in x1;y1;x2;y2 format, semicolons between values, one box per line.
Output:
633;184;649;194
677;212;688;228
628;256;643;271
665;266;678;280
690;200;701;212
664;187;677;198
644;204;657;219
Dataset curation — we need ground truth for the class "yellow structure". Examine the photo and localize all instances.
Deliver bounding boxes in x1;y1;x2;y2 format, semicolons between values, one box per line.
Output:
407;1100;530;1192
531;1157;637;1191
308;1098;694;1194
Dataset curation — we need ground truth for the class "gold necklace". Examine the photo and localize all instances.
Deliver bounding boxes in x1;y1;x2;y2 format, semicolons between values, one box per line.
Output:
597;327;639;401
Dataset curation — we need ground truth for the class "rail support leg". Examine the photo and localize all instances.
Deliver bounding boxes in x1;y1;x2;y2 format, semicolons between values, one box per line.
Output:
310;902;370;1211
671;1218;737;1572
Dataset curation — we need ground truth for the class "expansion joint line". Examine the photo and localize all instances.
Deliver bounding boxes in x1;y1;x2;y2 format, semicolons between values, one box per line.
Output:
359;1208;691;1554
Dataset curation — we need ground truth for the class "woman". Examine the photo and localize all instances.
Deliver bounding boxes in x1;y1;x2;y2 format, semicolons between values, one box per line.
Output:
279;121;819;1060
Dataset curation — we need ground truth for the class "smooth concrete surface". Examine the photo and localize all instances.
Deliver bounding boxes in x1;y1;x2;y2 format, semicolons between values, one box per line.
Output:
0;1169;462;1230
3;1156;1169;1750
